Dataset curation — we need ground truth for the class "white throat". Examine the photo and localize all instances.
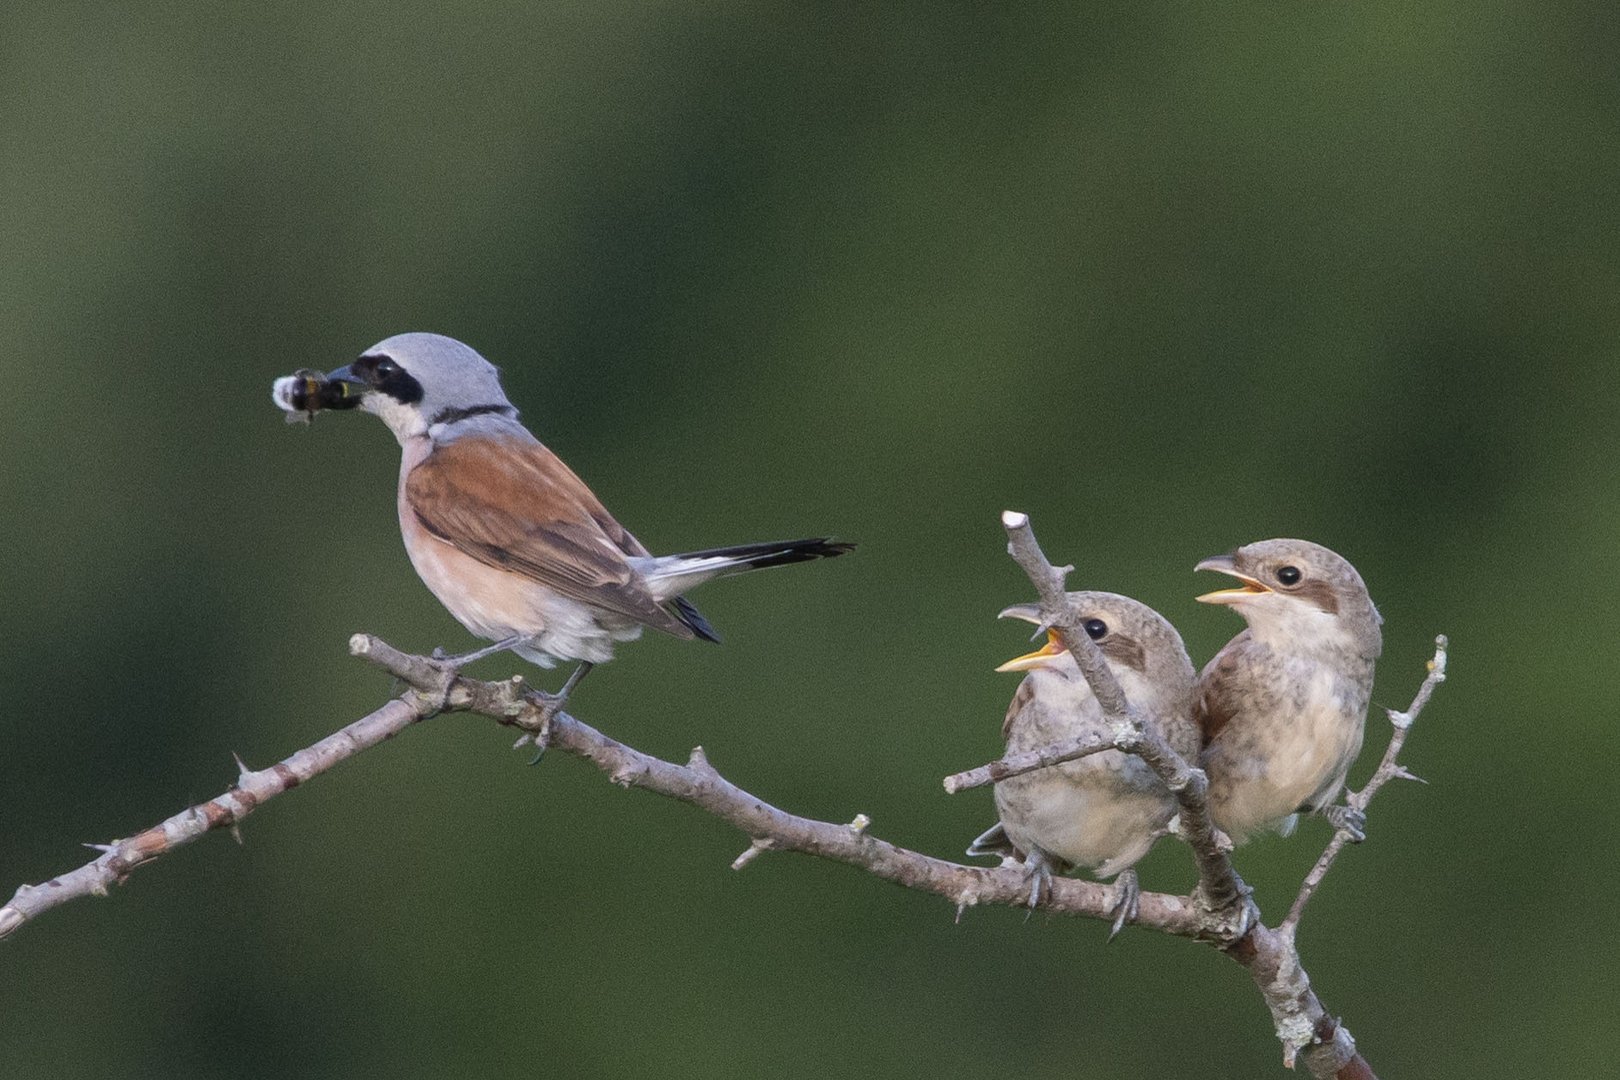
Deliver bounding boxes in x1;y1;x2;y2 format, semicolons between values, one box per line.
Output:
1241;597;1356;658
364;395;428;445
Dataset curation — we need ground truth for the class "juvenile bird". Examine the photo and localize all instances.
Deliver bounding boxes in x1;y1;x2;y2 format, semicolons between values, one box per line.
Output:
967;592;1199;936
271;333;851;700
1193;539;1381;844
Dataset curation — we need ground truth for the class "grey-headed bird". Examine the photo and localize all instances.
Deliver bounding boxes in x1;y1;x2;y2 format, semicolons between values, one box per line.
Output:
272;333;851;702
1193;539;1381;844
968;592;1199;937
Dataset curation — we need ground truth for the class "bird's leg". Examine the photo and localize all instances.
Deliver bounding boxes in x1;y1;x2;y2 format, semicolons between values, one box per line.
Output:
1319;803;1367;842
528;661;594;765
1106;868;1140;942
432;636;527;669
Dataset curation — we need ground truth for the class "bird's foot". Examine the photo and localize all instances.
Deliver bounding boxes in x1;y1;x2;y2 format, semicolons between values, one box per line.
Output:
526;661;594;765
526;696;560;765
1106;868;1140;942
1321;804;1367;842
413;660;458;714
1020;848;1055;915
422;637;530;712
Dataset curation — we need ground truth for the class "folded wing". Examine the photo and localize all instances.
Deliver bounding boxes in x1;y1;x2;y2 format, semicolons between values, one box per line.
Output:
404;435;696;638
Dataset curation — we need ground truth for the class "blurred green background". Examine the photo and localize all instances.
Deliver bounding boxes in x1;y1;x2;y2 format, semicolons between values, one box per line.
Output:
3;3;1616;1077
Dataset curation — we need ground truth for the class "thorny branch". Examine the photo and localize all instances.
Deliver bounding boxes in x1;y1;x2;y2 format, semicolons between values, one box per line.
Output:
1281;635;1448;938
943;733;1120;793
0;635;1205;943
0;515;1445;1080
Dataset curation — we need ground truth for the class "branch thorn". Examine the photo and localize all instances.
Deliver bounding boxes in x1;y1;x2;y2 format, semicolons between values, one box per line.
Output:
731;838;774;871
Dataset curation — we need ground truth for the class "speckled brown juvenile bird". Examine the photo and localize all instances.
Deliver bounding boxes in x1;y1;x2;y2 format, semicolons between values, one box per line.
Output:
968;592;1199;936
1193;539;1382;845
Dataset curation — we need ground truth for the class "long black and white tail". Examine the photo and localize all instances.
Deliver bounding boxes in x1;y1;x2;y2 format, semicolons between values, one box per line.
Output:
638;538;854;642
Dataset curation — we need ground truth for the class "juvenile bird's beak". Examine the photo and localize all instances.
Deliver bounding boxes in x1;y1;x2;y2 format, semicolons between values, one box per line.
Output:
996;628;1068;672
997;603;1043;625
1195;554;1270;605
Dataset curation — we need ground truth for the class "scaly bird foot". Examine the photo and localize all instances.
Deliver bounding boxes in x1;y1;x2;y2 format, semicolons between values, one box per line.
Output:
1021;848;1055;916
421;638;529;712
1320;803;1367;842
1106;868;1140;942
526;661;594;765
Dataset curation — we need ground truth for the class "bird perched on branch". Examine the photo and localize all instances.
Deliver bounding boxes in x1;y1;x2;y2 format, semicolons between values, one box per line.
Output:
271;333;851;712
967;592;1198;937
1193;539;1381;845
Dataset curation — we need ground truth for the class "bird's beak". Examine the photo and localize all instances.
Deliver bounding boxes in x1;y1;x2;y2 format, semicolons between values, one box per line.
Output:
997;603;1043;625
1195;554;1270;605
996;628;1068;672
322;364;369;394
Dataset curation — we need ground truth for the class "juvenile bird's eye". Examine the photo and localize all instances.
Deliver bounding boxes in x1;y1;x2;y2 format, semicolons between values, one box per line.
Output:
1276;565;1302;586
1083;618;1108;639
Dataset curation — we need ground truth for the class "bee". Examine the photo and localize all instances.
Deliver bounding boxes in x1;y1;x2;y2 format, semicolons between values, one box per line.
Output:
272;369;362;424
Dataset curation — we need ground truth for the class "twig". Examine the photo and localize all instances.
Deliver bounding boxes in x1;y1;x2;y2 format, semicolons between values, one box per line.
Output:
1281;635;1449;938
0;635;1206;943
0;690;439;941
943;734;1121;793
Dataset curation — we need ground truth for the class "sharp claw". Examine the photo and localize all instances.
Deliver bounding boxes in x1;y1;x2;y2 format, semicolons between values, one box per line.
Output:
1322;804;1368;842
517;661;591;768
1021;849;1054;914
1107;868;1140;942
527;700;555;765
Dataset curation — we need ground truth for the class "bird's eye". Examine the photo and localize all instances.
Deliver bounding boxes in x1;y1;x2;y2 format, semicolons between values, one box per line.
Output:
1276;565;1302;586
1083;618;1108;639
374;358;399;378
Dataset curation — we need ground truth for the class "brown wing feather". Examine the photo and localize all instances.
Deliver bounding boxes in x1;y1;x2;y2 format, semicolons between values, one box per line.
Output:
405;436;692;636
1000;677;1038;742
1193;630;1250;745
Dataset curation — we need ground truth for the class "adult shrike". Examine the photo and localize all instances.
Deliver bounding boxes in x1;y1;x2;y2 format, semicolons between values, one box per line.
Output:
273;332;851;708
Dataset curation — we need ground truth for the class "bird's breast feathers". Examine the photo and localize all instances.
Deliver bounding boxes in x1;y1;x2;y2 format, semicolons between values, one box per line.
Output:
1202;645;1370;835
